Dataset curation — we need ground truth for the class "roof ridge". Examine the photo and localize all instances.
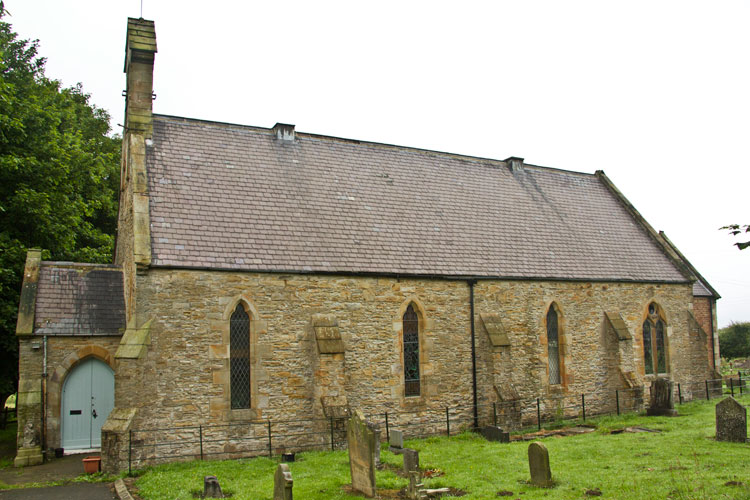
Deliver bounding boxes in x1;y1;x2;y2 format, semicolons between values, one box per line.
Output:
152;113;596;177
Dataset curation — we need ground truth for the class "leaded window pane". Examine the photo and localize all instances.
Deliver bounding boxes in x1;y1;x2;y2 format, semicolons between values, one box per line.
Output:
643;320;653;375
655;320;666;373
403;304;420;396
547;307;561;385
230;304;250;409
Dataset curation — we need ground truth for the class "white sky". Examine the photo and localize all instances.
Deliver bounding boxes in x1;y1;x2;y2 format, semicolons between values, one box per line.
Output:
9;1;750;328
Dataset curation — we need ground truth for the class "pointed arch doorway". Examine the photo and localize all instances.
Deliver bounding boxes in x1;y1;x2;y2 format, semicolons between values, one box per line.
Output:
61;358;114;450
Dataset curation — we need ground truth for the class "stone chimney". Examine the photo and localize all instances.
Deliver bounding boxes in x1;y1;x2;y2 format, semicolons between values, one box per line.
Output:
124;18;157;136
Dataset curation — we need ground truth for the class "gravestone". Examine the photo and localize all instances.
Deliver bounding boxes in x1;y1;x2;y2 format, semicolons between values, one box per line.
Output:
481;425;510;443
407;471;427;500
203;476;223;498
403;448;419;474
390;429;404;449
716;397;747;443
368;421;381;466
274;463;293;500
528;441;552;487
646;378;677;416
346;410;377;497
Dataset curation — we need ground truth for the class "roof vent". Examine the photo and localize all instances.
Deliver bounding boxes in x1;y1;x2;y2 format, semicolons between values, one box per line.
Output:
273;123;296;143
505;157;524;173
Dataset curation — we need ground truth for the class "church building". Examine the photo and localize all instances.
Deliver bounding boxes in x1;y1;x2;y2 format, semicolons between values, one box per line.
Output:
14;18;719;471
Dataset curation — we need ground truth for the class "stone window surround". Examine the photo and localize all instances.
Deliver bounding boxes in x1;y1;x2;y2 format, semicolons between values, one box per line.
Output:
393;297;433;406
641;301;670;377
209;295;266;421
539;301;569;391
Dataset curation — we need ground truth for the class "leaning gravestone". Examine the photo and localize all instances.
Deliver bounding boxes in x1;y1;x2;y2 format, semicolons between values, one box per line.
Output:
403;448;419;474
347;410;377;497
481;425;510;443
716;397;747;443
647;377;677;416
274;463;293;500
203;476;223;498
528;441;552;487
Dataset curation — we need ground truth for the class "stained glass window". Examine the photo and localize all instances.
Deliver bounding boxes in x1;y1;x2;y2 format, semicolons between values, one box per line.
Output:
230;304;250;409
547;307;561;385
403;304;420;397
643;304;667;375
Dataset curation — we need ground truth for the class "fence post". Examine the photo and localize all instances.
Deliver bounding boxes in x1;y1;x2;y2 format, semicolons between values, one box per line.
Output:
330;416;335;451
581;394;586;422
267;420;272;458
384;412;389;443
199;425;203;460
445;407;450;437
536;398;541;431
740;372;744;395
730;378;735;397
705;380;710;401
493;402;497;427
615;390;620;415
128;429;132;475
678;383;682;405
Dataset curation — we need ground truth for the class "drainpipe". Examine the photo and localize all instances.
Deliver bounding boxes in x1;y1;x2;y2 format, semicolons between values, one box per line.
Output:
468;280;478;430
42;335;47;455
709;300;716;371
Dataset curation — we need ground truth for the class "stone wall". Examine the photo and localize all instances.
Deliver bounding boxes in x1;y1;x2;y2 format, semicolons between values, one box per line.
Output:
16;336;121;456
104;269;713;470
693;296;719;370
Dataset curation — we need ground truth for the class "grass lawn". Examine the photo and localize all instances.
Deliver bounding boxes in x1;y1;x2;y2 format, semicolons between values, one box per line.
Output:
135;395;750;499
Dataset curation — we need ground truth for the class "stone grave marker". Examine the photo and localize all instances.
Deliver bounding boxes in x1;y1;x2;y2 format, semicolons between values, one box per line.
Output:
368;421;381;466
390;429;404;450
346;410;377;497
646;377;677;416
716;397;747;443
407;471;427;500
203;476;223;498
481;425;510;443
403;448;419;474
528;441;552;487
274;463;293;500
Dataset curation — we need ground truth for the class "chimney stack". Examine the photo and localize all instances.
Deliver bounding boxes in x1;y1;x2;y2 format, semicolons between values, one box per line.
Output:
273;123;296;143
124;18;157;136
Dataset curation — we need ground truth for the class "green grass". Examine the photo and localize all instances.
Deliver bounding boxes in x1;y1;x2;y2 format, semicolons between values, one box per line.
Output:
131;396;750;499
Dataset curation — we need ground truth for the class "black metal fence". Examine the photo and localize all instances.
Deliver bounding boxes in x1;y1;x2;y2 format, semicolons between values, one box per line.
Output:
124;375;748;472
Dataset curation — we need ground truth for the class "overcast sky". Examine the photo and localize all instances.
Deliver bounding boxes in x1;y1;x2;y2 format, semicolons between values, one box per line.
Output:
9;1;750;328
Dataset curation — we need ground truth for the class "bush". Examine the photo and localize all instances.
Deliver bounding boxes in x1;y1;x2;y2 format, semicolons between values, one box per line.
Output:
718;322;750;359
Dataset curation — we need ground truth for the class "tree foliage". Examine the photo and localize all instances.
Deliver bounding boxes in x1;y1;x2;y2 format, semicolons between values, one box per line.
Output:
720;224;750;250
718;322;750;360
0;14;120;405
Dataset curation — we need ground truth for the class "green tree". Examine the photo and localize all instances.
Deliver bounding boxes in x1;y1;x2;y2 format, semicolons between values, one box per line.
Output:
0;12;120;407
720;224;750;250
718;322;750;360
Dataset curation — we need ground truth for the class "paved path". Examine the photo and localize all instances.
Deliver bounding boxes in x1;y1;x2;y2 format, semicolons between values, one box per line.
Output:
0;455;84;485
0;483;115;499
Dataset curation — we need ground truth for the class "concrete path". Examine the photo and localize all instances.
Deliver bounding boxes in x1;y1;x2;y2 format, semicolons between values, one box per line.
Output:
0;455;84;485
0;483;115;499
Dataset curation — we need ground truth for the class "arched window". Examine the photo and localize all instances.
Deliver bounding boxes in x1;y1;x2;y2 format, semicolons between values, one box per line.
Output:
643;303;667;375
230;303;251;409
403;304;420;396
547;306;561;385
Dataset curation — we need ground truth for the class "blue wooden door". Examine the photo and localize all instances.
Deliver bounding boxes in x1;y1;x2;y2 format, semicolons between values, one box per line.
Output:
61;358;114;449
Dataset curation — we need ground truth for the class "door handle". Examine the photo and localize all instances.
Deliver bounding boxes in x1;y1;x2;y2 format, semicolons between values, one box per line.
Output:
92;409;98;419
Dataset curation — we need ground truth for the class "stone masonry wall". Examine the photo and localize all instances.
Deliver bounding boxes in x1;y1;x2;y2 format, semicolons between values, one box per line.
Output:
110;269;711;469
17;336;121;454
693;296;718;369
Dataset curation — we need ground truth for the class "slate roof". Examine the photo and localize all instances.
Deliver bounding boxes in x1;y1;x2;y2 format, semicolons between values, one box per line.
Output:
145;115;690;283
34;263;126;336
